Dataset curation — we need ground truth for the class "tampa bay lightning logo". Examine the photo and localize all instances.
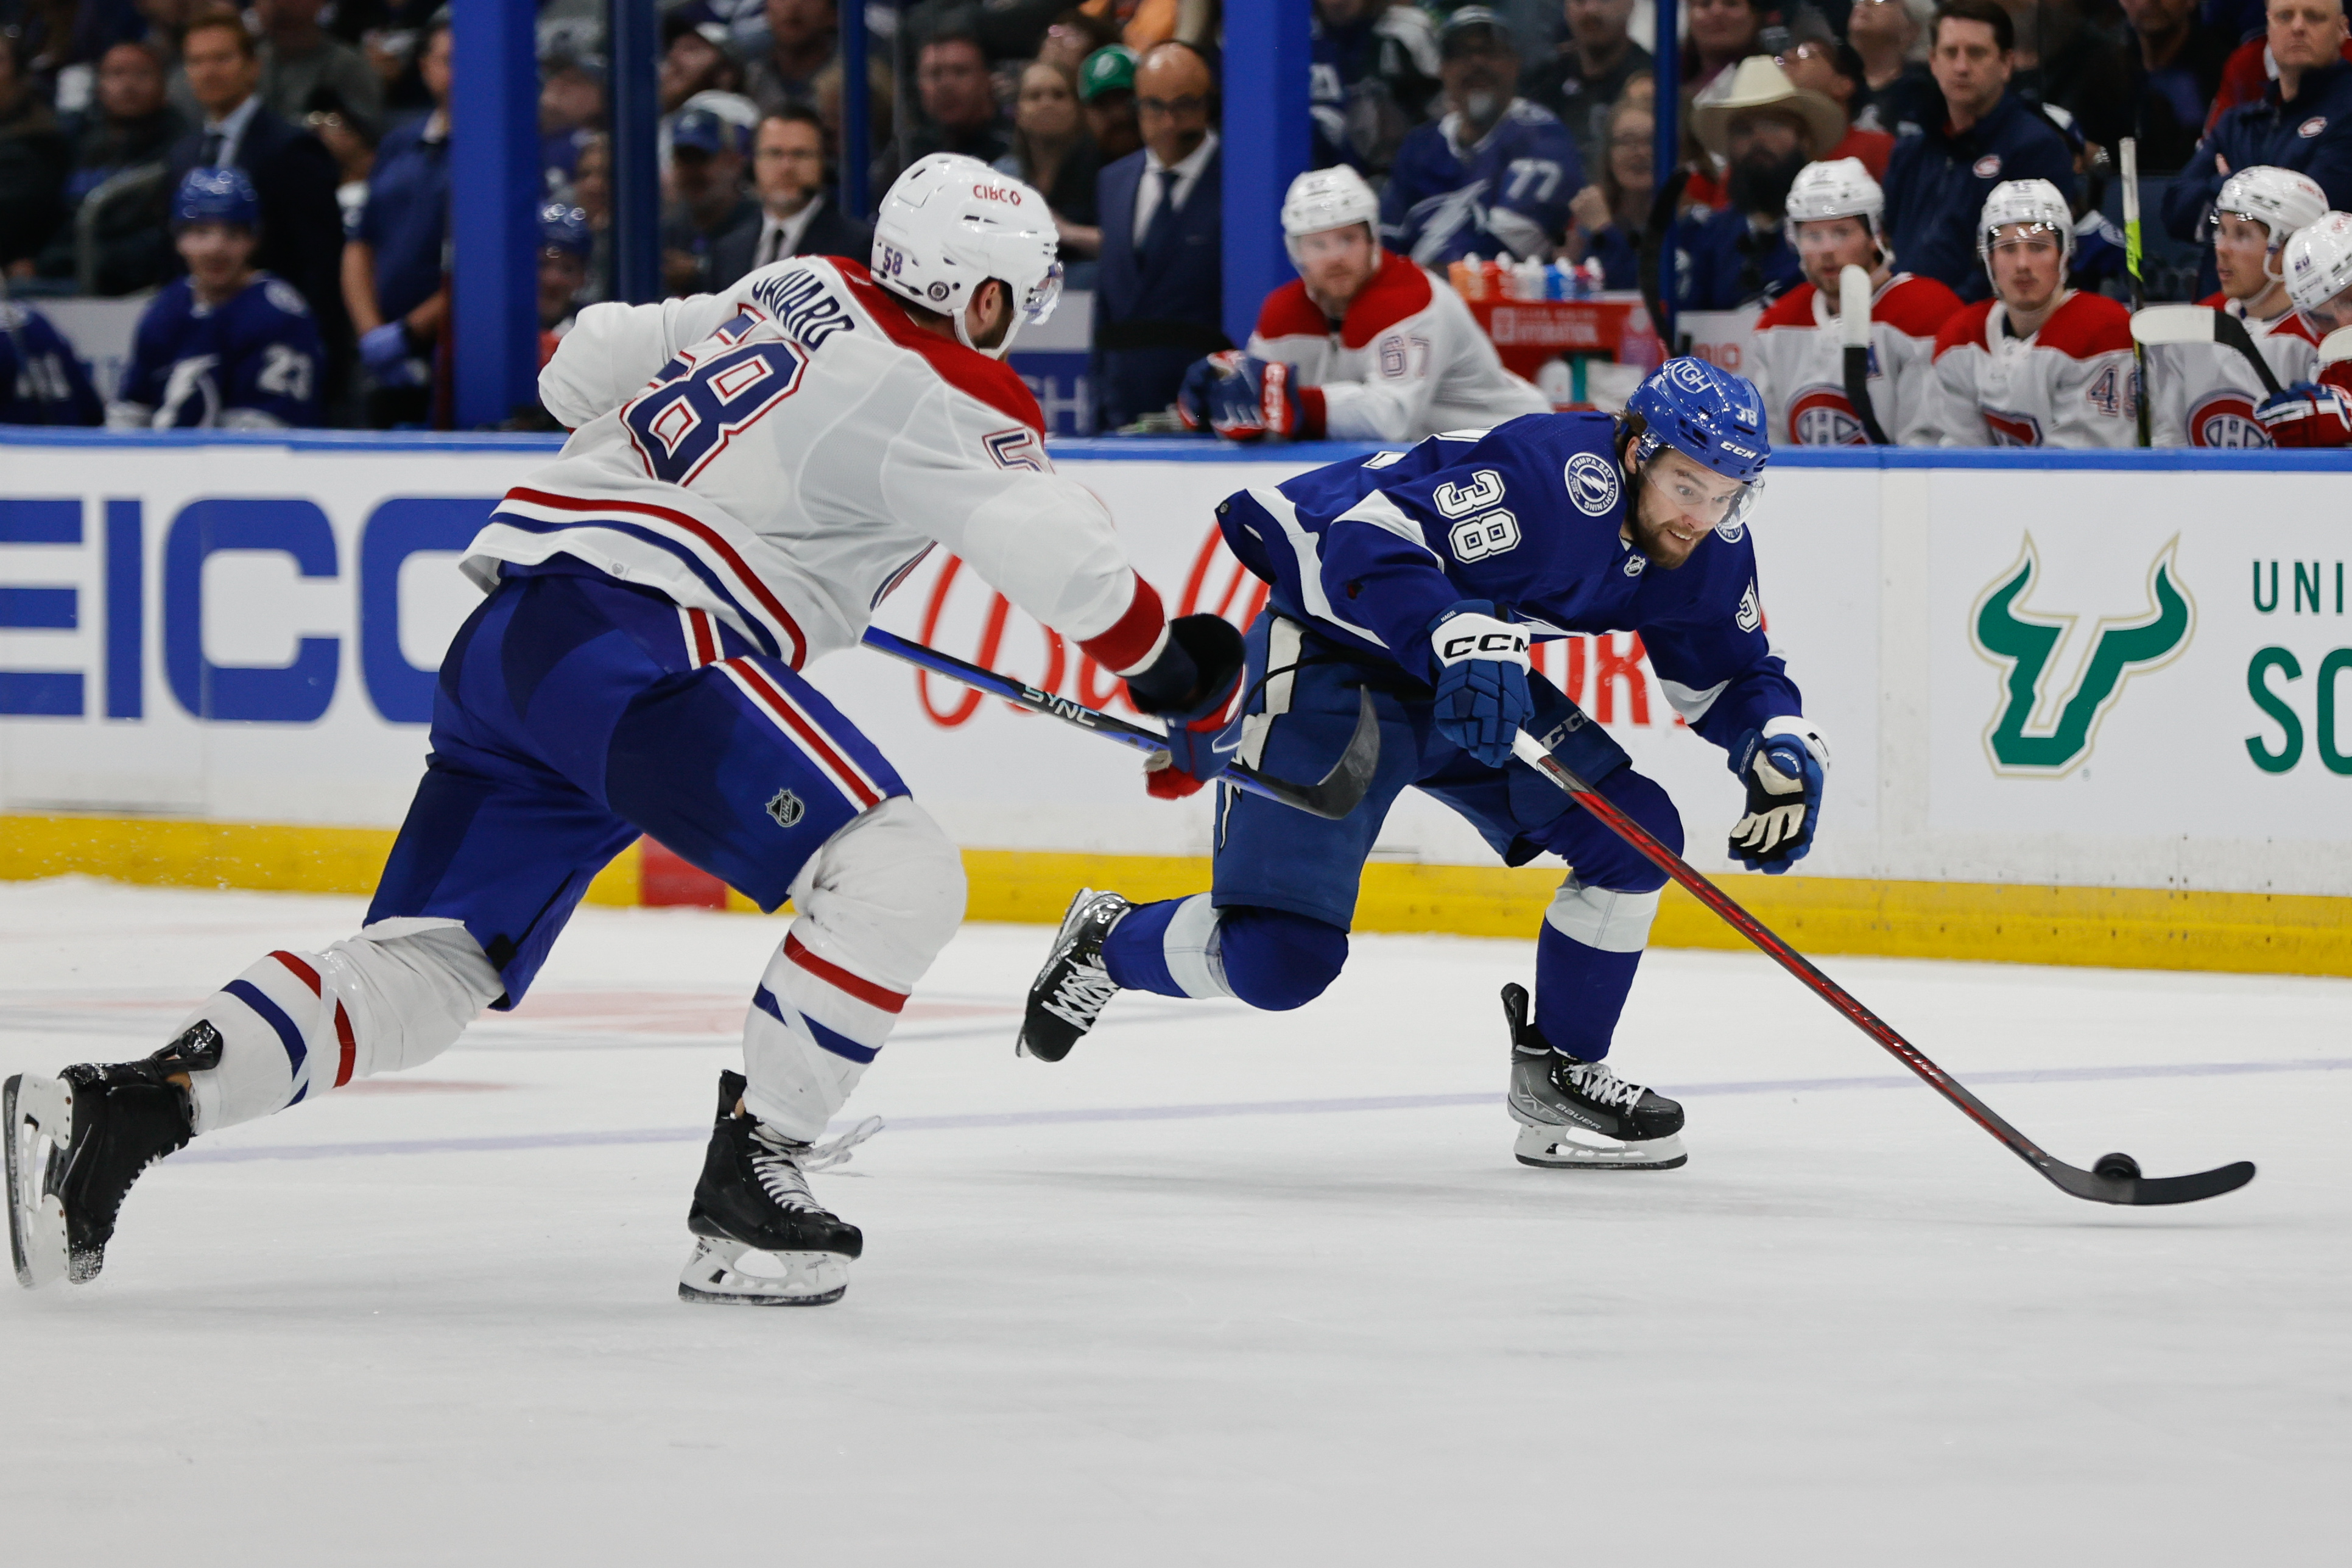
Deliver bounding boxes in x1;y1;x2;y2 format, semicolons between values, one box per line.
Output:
1563;452;1621;516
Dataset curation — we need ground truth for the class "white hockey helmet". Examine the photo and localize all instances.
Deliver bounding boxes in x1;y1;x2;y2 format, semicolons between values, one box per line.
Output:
870;153;1063;357
1281;164;1382;264
1784;157;1884;232
2214;165;2328;273
1976;178;2074;278
2284;209;2352;314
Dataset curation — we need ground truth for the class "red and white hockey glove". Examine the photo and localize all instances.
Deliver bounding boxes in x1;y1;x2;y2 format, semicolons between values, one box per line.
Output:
2255;380;2352;448
1124;614;1248;800
1201;354;1326;442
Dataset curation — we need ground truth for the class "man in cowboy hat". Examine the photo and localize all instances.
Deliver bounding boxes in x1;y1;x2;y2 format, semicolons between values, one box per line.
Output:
1674;55;1844;309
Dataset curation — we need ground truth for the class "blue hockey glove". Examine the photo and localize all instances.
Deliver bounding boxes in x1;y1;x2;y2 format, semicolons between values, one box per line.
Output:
1195;353;1320;442
1126;614;1247;800
1175;353;1232;432
1428;601;1532;770
1728;718;1831;873
359;322;424;386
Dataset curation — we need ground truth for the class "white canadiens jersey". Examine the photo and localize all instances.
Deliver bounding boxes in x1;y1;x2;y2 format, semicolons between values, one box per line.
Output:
1747;272;1963;446
1246;249;1550;441
1930;290;2139;448
465;256;1164;673
2148;293;2319;448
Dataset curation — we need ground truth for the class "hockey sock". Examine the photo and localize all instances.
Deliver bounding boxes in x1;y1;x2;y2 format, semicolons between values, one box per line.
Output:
1100;897;1348;1011
1530;879;1661;1061
1099;895;1224;998
174;919;503;1133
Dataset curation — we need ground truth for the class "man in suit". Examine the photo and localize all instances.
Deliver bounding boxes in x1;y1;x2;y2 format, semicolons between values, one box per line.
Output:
709;107;875;288
170;12;350;402
1094;41;1228;431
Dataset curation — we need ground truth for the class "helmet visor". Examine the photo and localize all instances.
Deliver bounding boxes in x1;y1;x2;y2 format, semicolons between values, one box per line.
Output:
1640;451;1760;533
1021;260;1065;325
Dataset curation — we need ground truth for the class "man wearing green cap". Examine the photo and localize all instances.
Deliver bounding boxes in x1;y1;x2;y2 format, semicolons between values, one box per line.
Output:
1080;45;1141;164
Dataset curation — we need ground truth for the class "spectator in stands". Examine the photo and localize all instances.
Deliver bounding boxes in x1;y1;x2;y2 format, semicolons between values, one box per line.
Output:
169;13;347;373
1183;165;1549;442
361;25;432;125
2204;2;2352;130
747;0;837;116
1882;0;2077;301
2166;0;2352;283
0;297;105;425
1310;0;1443;177
1382;8;1583;265
1094;39;1225;429
568;131;611;300
2150;166;2325;445
1931;178;2136;445
890;29;1009;183
1567;86;1653;287
1778;37;1896;178
0;32;67;277
1677;57;1833;308
33;39;184;294
304;86;375;234
709;107;871;286
111;166;325;429
1038;10;1119;78
661;17;742;116
256;0;382;133
1525;0;1653;177
2084;0;2234;174
997;60;1103;261
344;15;447;426
1685;0;1768;96
538;45;604;198
537;200;591;349
661;107;759;297
1846;0;1940;138
1080;44;1142;164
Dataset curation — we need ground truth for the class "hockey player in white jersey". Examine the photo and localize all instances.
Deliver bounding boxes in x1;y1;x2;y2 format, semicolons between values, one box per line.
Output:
1174;164;1549;442
3;155;1245;1307
1747;158;1963;446
1931;180;2138;448
2147;166;2324;447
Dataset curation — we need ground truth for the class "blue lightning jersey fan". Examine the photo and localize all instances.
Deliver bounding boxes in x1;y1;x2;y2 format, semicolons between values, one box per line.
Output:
1215;411;1800;753
0;301;104;426
111;273;325;429
1379;99;1584;267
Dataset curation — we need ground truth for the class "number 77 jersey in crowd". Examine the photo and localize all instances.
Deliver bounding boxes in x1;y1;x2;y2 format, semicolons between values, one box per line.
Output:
466;255;1166;673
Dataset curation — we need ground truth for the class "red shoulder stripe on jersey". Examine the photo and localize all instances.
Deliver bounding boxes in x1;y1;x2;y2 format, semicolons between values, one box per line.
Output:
829;259;1046;434
1754;283;1819;330
1875;275;1966;336
2035;292;2135;357
785;931;908;1013
1256;278;1329;342
1339;251;1437;348
2197;290;2228;309
1934;297;1998;357
1082;574;1169;674
2270;309;2322;344
505;485;809;666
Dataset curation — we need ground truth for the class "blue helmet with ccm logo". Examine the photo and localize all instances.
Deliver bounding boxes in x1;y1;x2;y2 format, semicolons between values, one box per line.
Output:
1625;356;1770;485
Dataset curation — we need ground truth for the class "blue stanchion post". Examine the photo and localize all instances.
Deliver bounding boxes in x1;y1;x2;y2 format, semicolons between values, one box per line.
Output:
1221;0;1312;351
449;0;540;428
842;0;870;219
609;0;662;304
1652;0;1679;349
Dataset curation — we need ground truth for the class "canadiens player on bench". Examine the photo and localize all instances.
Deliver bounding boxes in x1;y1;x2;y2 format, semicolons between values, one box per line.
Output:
1174;165;1551;442
1931;178;2139;448
2147;167;2326;448
1021;359;1831;1171
4;156;1245;1306
2247;209;2352;446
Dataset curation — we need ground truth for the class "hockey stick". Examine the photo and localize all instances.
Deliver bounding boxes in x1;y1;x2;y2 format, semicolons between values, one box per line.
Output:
1837;264;1892;445
1639;167;1692;354
2320;325;2352;366
2130;303;2285;396
2122;138;2153;446
1505;725;2256;1206
859;626;1381;821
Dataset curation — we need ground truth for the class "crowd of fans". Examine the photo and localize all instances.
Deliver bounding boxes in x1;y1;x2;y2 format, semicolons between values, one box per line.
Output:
0;0;2348;445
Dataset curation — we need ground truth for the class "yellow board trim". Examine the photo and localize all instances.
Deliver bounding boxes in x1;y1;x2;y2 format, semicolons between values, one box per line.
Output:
3;815;2347;978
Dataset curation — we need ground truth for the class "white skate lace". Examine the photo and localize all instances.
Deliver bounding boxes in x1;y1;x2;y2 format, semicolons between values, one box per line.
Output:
1041;956;1119;1032
1560;1059;1647;1111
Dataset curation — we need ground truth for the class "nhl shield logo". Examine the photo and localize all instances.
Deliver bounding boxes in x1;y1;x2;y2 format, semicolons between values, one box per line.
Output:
766;789;806;828
1563;451;1622;515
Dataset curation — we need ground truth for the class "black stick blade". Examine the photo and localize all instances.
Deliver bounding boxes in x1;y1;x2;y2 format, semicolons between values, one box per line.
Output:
2047;1158;2256;1207
1233;686;1380;821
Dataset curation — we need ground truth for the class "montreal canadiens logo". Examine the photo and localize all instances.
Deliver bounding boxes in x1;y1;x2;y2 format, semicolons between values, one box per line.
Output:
1563;451;1621;515
2188;391;2268;447
2302;116;2328;138
1789;385;1867;446
1973;154;2002;178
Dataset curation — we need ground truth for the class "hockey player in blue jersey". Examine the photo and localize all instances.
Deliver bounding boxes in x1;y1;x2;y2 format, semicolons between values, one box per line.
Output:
107;167;325;431
1020;358;1833;1171
0;299;104;426
1379;8;1584;267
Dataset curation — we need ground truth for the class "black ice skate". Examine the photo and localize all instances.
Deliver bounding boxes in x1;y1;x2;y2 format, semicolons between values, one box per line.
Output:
1017;887;1131;1062
6;1021;219;1287
680;1071;864;1306
1500;985;1687;1170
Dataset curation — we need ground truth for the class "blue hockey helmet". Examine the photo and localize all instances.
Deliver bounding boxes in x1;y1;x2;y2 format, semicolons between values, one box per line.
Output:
173;165;261;231
1625;357;1770;485
538;202;594;258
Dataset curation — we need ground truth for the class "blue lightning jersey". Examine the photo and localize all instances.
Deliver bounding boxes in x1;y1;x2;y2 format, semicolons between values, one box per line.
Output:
1214;413;1803;757
0;302;104;426
1380;100;1584;267
112;273;325;429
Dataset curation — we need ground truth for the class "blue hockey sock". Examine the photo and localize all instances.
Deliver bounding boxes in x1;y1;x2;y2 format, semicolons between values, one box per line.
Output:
1100;895;1206;997
1100;896;1348;1010
1531;910;1648;1061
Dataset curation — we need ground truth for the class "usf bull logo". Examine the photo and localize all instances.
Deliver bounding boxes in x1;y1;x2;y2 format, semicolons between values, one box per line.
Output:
1970;536;2194;775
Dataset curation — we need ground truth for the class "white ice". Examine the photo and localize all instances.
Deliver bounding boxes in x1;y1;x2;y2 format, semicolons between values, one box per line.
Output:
1;877;2345;1563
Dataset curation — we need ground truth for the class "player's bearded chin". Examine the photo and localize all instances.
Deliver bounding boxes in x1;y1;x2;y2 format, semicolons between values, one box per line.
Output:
1627;469;1702;569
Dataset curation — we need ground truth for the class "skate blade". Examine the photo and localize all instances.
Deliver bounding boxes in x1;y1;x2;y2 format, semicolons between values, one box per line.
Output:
676;1236;848;1307
1513;1122;1688;1171
5;1074;73;1289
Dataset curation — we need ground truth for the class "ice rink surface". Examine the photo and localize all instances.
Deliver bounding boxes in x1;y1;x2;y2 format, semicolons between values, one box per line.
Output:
1;878;2345;1564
